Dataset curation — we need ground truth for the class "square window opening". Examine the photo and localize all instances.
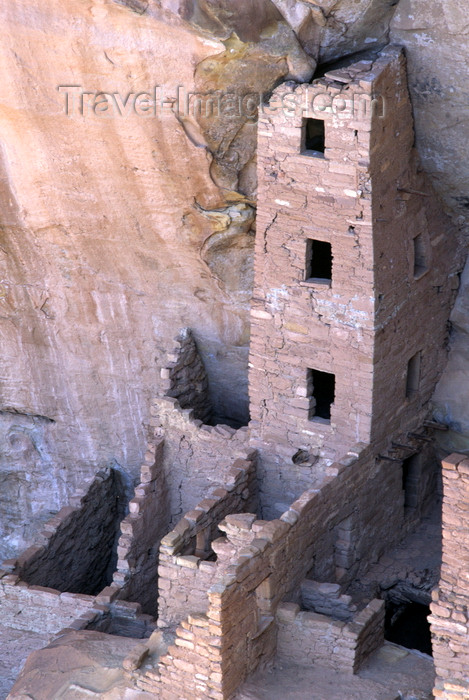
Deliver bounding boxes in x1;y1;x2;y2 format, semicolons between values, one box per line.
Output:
413;234;427;278
307;368;335;422
302;118;325;155
406;352;421;399
305;239;332;282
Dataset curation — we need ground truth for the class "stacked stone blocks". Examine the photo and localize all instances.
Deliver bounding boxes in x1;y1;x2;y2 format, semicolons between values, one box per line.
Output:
430;453;469;699
157;451;257;626
276;597;385;673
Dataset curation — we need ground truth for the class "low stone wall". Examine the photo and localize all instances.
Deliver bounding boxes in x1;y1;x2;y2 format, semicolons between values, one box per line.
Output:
14;468;126;595
300;579;356;621
0;573;95;634
160;328;213;425
0;468;130;638
112;437;169;615
157;452;257;626
86;598;156;639
276;598;384;674
430;453;469;700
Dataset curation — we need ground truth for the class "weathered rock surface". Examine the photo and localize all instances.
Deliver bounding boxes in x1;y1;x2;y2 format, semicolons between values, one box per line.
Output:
6;629;160;699
0;625;51;700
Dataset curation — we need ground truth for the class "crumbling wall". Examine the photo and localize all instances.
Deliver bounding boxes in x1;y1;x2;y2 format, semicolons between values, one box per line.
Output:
276;598;384;674
16;468;126;595
0;573;95;634
112;438;169;616
430;453;469;700
300;579;355;621
86;598;156;639
136;441;429;698
157;452;257;626
150;397;249;525
160;329;213;425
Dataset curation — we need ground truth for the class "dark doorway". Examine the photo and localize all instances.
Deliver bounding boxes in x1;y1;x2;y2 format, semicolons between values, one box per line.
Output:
385;601;432;656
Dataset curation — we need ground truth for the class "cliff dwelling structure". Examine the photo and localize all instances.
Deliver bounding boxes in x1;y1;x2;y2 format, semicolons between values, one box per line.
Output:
1;2;469;700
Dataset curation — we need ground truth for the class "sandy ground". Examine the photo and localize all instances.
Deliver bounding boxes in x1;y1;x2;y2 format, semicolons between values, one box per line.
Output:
236;642;434;700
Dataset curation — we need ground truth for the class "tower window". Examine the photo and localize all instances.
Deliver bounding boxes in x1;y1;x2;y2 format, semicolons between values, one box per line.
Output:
307;368;335;422
406;352;421;398
302;118;325;154
413;234;427;278
402;453;420;513
305;239;332;282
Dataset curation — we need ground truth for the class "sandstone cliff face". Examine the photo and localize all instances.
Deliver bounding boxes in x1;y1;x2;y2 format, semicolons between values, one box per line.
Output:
0;0;468;556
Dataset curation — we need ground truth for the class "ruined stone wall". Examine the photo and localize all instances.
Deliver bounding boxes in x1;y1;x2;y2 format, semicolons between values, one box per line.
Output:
160;329;213;425
112;438;169;616
430;453;469;700
150;613;225;700
276;598;384;674
138;440;428;698
157;452;257;626
0;574;95;634
86;597;156;639
150;397;249;526
15;468;125;596
250;78;376;468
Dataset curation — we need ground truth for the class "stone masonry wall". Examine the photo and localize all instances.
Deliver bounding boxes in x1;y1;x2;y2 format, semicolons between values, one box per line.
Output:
150;396;249;527
15;468;125;595
369;52;461;445
136;440;426;698
276;598;384;674
300;579;355;620
157;452;257;627
0;572;95;634
160;328;213;425
249;46;460;516
430;453;469;700
112;437;169;616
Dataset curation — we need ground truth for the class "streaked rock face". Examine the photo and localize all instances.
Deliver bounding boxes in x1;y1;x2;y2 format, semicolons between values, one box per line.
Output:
0;0;468;555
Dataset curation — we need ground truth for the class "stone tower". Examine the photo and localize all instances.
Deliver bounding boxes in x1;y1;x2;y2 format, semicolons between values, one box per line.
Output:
249;46;459;516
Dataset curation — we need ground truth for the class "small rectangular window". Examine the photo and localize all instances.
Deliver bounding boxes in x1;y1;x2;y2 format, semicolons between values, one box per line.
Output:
307;368;335;422
406;352;421;398
413;234;427;278
305;239;332;282
402;453;420;514
302;118;325;154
